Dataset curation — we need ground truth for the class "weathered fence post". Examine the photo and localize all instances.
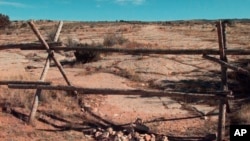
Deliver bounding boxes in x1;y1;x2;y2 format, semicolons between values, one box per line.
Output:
216;20;228;141
29;55;50;125
53;21;63;42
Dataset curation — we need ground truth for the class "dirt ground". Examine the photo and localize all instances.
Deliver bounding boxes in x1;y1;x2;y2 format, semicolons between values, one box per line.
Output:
0;20;250;141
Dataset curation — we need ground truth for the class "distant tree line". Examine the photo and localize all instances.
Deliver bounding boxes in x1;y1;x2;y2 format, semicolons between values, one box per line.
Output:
0;13;11;28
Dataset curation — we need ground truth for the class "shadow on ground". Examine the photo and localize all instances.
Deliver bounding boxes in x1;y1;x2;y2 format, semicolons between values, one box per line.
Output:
0;104;218;141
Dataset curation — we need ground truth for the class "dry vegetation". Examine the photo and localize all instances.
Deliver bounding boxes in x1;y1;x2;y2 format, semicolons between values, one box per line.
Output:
231;102;250;124
0;13;10;28
0;74;35;110
0;74;87;140
0;19;250;140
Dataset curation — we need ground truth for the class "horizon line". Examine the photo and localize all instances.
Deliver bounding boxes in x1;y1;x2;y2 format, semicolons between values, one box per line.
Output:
10;18;250;23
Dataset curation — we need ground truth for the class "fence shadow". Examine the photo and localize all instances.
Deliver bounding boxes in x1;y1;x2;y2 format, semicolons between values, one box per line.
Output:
148;71;242;94
36;107;218;141
0;103;218;140
158;55;248;94
159;79;221;93
9;108;29;122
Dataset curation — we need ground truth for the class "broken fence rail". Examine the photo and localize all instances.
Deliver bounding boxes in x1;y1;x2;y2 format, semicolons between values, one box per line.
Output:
1;42;250;55
203;55;250;76
0;80;51;85
0;42;62;50
8;84;233;99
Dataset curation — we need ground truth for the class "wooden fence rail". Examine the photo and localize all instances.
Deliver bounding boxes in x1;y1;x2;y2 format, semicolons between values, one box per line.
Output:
0;42;62;50
0;81;51;85
22;46;250;55
8;84;234;99
1;44;250;55
203;55;250;76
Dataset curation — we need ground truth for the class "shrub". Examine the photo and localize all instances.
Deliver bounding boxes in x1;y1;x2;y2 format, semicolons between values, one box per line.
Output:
20;22;28;28
74;42;103;63
231;101;250;125
0;13;11;28
39;26;46;30
103;33;128;47
74;43;103;63
47;29;57;42
232;60;250;93
47;23;64;42
65;37;104;64
74;50;101;63
66;36;79;47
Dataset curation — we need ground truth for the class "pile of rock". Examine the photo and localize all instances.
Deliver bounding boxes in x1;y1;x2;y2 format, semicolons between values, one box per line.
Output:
82;118;168;141
91;127;169;141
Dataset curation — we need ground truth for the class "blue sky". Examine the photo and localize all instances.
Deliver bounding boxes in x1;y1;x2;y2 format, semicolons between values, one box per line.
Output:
0;0;250;21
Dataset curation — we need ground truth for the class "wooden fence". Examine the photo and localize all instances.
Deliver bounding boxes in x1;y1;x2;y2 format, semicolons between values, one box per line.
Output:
1;20;249;141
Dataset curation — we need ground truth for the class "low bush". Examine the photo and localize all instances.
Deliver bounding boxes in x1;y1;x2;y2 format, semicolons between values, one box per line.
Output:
66;36;78;47
0;13;10;29
47;29;57;42
231;101;250;125
74;43;104;63
103;33;128;47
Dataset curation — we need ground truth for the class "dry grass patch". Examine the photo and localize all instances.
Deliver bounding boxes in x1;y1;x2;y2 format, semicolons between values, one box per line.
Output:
0;74;36;110
103;33;128;47
231;103;250;124
115;68;142;82
0;74;78;111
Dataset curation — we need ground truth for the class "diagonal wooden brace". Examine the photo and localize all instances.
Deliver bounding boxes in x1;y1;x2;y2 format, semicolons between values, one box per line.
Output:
28;21;76;93
28;20;77;125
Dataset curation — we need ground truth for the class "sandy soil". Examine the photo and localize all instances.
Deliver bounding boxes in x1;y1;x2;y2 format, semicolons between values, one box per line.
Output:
0;20;250;140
